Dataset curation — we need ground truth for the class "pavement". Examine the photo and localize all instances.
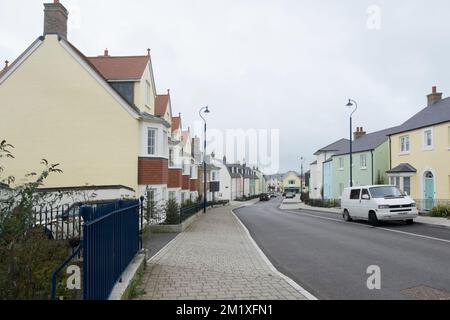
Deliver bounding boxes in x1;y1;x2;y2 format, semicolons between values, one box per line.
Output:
135;201;310;300
235;198;450;300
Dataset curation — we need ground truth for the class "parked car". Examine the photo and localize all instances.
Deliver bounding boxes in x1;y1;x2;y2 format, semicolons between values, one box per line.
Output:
341;185;418;226
259;193;270;201
270;193;277;198
282;192;286;197
285;192;295;199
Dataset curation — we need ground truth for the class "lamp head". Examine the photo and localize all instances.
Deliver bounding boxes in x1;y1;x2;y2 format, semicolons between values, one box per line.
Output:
346;99;353;107
204;106;210;114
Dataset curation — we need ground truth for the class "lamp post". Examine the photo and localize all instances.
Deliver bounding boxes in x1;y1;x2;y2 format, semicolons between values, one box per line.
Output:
199;106;210;213
345;99;358;187
242;160;246;199
300;156;304;194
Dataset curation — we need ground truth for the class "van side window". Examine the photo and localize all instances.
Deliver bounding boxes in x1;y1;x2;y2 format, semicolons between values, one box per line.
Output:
350;189;361;200
361;189;370;199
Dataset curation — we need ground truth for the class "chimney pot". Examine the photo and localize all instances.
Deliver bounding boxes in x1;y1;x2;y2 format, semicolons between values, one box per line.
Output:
147;48;151;56
354;126;366;140
104;49;109;56
4;60;9;69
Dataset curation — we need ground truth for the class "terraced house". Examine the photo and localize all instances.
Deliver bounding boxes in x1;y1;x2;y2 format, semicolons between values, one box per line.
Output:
0;0;198;205
387;87;450;211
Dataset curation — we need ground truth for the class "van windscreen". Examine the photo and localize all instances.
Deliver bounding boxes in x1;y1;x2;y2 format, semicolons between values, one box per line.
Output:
369;186;404;199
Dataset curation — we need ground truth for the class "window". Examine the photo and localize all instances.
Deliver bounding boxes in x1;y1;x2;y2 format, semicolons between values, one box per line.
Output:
350;189;361;200
163;131;168;155
403;177;411;195
395;177;401;189
361;189;370;199
147;128;156;155
360;154;367;169
161;187;167;201
169;191;176;200
289;180;295;185
339;158;344;170
423;128;433;149
212;171;216;181
145;81;151;106
169;148;174;167
400;135;410;153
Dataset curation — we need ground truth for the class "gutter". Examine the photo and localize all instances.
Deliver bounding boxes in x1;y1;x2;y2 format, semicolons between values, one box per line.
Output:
371;150;374;185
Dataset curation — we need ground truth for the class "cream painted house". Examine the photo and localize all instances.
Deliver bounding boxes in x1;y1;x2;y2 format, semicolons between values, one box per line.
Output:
0;1;184;204
282;171;302;193
387;87;450;211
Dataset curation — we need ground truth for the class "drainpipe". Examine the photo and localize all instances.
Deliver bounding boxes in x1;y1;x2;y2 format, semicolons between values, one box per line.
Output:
371;150;374;185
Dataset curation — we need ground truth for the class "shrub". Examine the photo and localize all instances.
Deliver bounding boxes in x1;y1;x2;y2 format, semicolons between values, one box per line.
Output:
164;198;180;225
430;205;450;218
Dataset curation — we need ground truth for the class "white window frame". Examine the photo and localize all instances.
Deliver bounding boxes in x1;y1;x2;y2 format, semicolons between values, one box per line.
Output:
423;127;434;151
360;154;367;169
400;135;410;154
339;157;344;170
147;128;157;155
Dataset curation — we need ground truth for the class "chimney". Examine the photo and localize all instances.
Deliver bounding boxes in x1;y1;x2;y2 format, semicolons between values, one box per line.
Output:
3;60;9;71
427;86;443;106
353;126;366;140
104;49;109;56
44;0;69;39
223;155;227;164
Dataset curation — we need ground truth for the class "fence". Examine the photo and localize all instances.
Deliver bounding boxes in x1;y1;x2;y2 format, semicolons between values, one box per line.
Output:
82;199;140;300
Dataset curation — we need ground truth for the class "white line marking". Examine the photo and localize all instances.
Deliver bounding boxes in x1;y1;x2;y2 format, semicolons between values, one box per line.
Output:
232;208;318;301
146;232;184;263
289;210;450;244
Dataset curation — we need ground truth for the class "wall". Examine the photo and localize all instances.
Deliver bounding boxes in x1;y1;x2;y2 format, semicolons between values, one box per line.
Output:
0;36;140;192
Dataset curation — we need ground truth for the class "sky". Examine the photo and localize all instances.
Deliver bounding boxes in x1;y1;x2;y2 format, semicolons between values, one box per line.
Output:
1;0;450;174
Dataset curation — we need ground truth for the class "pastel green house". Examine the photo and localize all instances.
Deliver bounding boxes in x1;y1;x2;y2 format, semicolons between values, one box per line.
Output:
325;127;399;199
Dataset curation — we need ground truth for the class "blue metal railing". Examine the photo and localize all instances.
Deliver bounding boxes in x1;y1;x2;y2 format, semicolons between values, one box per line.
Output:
51;244;83;300
82;200;139;300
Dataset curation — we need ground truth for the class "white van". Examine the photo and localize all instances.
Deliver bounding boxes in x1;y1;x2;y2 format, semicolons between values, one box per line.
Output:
341;185;418;226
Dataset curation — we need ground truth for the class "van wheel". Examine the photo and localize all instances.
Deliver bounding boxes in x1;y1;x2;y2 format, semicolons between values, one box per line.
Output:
368;212;379;226
405;219;414;225
343;210;352;222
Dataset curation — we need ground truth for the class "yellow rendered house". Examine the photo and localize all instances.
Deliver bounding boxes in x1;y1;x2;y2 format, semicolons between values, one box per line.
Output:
0;1;173;201
282;171;302;194
387;87;450;210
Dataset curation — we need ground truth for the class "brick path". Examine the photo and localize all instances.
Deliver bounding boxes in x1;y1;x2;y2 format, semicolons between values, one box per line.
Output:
136;204;309;300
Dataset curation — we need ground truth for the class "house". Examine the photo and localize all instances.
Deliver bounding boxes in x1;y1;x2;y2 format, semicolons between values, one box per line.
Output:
0;1;189;205
282;171;302;194
167;113;183;203
254;168;267;195
309;138;349;199
266;174;283;192
209;155;232;201
326;126;399;199
387;86;450;211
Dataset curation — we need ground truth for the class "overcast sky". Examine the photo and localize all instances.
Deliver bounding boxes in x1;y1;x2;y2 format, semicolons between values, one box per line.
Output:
1;0;450;174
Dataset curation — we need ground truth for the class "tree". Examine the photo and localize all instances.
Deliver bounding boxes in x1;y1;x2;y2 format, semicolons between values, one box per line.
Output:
164;198;179;225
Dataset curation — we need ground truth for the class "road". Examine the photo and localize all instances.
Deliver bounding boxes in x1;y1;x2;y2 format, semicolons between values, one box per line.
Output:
234;197;450;300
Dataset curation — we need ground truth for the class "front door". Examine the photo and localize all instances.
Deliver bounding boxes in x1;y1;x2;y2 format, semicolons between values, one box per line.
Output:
424;172;435;211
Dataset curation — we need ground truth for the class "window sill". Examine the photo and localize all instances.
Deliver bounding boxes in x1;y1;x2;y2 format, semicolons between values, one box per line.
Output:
399;152;410;156
360;167;367;170
422;147;434;151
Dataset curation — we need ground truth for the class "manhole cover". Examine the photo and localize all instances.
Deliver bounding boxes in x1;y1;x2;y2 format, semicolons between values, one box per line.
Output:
401;285;450;300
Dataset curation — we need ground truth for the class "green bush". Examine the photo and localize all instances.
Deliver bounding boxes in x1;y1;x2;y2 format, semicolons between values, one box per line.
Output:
164;198;180;225
430;205;450;218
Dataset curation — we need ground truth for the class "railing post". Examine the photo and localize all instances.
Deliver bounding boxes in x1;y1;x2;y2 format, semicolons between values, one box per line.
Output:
80;205;93;300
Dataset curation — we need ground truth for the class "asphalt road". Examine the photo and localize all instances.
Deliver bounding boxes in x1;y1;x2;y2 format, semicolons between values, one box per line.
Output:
234;197;450;300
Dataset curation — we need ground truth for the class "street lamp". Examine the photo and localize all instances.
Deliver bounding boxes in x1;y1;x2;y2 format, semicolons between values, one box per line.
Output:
345;99;358;187
300;156;304;194
242;160;246;199
199;106;210;213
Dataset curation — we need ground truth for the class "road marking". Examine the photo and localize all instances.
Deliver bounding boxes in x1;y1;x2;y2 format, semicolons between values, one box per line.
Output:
288;210;450;244
232;208;318;300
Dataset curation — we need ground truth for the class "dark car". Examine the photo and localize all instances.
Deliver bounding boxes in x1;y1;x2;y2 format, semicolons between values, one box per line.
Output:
259;193;270;201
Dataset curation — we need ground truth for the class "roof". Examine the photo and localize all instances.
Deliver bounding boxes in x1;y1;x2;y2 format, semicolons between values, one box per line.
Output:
172;116;181;133
310;160;317;165
182;131;190;144
386;163;417;174
155;94;169;116
314;138;350;155
388;97;450;135
334;126;400;156
87;55;149;80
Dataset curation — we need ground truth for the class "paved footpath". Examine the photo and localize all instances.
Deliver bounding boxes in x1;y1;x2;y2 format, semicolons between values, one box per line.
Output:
135;204;309;300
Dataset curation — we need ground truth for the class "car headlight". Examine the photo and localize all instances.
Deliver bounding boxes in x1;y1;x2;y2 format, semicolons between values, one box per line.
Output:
378;205;390;209
411;203;416;208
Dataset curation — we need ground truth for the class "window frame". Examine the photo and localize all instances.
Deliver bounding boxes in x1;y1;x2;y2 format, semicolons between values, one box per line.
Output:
400;135;410;154
147;127;157;156
360;154;367;169
423;127;434;150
